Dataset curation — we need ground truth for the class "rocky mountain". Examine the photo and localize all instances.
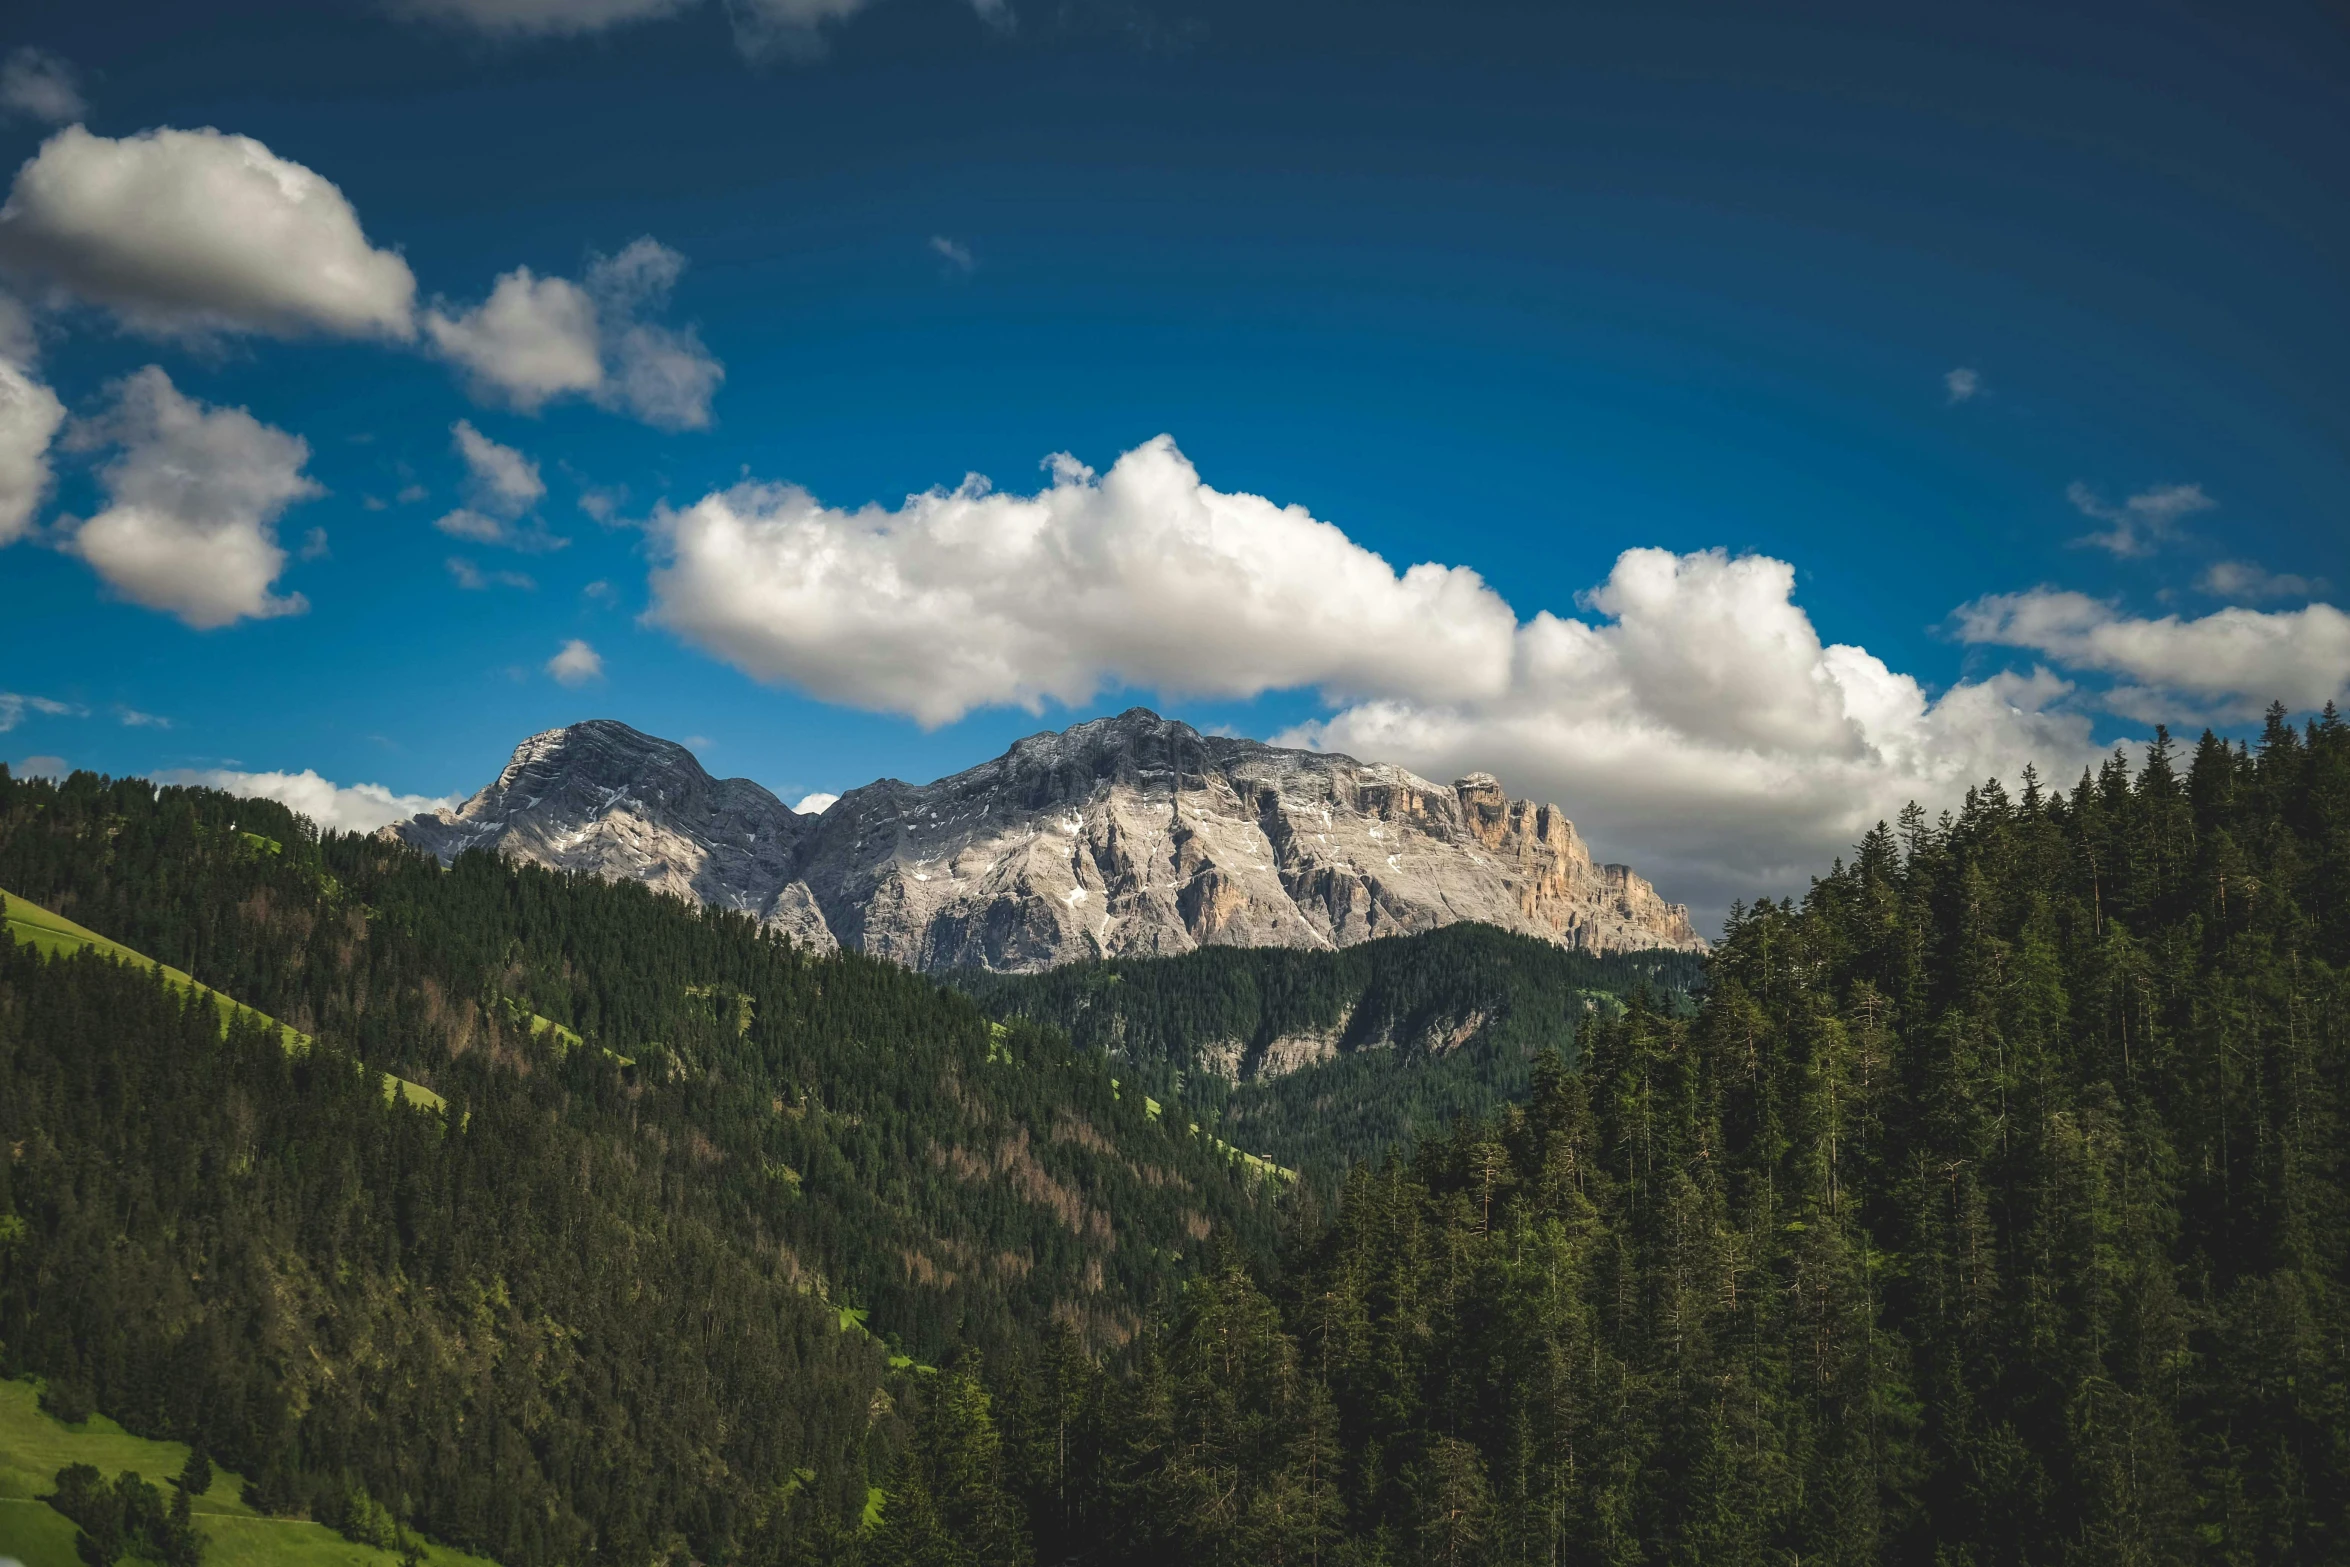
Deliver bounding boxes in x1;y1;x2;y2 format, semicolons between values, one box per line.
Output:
388;709;1706;971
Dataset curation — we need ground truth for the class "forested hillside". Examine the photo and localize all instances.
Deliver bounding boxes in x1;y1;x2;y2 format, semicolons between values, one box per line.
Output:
9;709;2350;1567
962;928;1702;1173
984;714;2350;1565
0;766;1280;1565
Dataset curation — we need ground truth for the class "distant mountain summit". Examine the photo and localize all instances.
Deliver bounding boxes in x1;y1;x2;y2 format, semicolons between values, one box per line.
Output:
389;709;1705;971
392;718;804;916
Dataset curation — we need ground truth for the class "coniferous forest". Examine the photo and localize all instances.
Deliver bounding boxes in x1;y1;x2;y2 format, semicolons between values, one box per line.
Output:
7;707;2350;1565
960;928;1704;1175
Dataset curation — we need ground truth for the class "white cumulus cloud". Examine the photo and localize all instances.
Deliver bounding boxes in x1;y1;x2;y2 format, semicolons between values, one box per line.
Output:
0;125;417;341
424;238;721;428
424;267;600;409
643;434;2132;924
792;791;839;814
0;351;65;544
646;434;1519;728
161;767;458;835
61;366;322;628
547;638;604;685
1280;550;2107;921
1953;589;2350;721
0;48;85;125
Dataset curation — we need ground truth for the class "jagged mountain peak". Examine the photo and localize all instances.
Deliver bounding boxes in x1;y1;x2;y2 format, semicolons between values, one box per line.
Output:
394;719;805;915
490;718;709;789
391;709;1706;971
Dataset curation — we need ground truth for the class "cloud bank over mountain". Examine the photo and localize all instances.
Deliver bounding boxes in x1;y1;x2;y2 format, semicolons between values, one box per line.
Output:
644;434;2160;914
161;767;457;834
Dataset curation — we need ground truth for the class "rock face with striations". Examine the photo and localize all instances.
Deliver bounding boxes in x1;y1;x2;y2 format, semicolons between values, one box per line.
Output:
392;720;806;918
388;710;1705;972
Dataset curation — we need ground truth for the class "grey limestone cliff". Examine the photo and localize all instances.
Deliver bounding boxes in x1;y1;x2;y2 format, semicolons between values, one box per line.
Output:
388;710;1706;972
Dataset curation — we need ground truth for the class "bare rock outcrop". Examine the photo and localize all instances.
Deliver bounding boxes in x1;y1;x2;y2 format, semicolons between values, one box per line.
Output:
392;719;817;928
387;709;1705;973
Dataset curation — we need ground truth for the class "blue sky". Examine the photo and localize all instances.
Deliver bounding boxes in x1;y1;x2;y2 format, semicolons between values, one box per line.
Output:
1;0;2345;922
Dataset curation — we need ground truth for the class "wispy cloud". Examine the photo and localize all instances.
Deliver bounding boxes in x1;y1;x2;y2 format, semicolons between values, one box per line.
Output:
1943;366;1982;404
446;556;536;591
577;481;630;523
114;705;170;728
434;420;567;553
0;692;81;732
2067;481;2215;558
436;509;568;552
2199;559;2325;603
0;47;88;125
389;0;1004;61
929;235;976;274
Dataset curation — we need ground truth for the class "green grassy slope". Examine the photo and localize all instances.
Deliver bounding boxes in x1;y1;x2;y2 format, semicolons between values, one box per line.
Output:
0;1380;498;1567
0;889;443;1114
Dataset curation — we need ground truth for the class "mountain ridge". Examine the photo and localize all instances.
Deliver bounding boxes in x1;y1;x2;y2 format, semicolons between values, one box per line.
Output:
389;708;1705;971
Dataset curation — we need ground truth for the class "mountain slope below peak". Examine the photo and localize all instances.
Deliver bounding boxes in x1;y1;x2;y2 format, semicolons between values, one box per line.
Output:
962;920;1705;1173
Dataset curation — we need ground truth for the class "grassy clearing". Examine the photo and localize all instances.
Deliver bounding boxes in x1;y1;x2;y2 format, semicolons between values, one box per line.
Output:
0;890;444;1116
1111;1078;1291;1183
683;983;754;1039
499;996;583;1055
0;893;302;1053
0;1380;500;1567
